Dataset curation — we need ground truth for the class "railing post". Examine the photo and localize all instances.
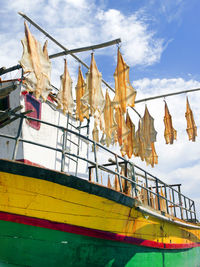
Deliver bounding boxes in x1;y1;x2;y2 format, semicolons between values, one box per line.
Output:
12;117;24;160
189;199;193;220
192;200;196;222
61;129;66;172
155;179;161;211
184;197;188;221
75;121;81;176
178;185;183;220
171;189;177;217
115;154;123;192
88;167;91;181
145;172;150;206
93;142;99;183
131;164;137;198
164;184;169;214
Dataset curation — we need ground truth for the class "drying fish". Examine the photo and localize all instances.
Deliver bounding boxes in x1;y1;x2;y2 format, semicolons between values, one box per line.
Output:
134;120;145;161
57;59;74;115
145;143;158;168
125;112;136;159
164;101;177;144
185;97;197;142
92;121;99;145
20;22;51;100
103;91;117;147
75;66;89;122
135;106;158;167
140;106;157;148
81;53;105;121
115;107;130;147
113;48;136;113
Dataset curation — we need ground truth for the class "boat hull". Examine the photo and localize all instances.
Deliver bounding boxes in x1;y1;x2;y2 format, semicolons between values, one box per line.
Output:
0;159;199;266
0;218;200;267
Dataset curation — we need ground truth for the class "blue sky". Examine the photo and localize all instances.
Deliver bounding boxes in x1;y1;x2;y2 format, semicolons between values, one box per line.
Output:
0;0;200;218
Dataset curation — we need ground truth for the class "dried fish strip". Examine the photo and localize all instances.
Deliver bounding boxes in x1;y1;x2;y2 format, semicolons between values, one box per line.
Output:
103;91;117;147
57;59;74;115
125;112;136;159
20;22;51;100
185;97;197;142
115;107;130;147
164;101;177;144
113;48;136;113
81;53;105;120
75;66;89;122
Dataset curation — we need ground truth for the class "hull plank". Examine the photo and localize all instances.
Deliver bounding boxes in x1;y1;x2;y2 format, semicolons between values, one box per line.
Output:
0;220;199;267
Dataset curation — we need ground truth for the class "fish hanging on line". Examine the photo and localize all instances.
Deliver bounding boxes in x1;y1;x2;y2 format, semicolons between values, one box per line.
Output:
113;48;137;113
185;97;197;142
81;53;105;122
75;66;89;122
135;106;158;167
103;90;117;147
125;111;136;159
20;22;52;100
57;59;74;115
164;101;177;144
114;107;130;150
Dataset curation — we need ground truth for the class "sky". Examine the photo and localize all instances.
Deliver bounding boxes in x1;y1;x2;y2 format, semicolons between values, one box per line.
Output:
0;0;200;219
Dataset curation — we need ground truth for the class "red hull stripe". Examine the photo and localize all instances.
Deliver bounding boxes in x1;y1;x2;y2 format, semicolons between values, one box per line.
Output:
0;211;199;250
17;159;44;168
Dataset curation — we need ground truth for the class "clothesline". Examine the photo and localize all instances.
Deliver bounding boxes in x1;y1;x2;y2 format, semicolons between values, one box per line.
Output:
135;87;200;104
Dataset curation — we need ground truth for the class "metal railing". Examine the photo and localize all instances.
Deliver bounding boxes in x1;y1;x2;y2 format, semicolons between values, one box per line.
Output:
0;109;197;223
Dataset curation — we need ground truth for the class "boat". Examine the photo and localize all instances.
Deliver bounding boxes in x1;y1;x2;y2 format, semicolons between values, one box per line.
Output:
0;15;199;267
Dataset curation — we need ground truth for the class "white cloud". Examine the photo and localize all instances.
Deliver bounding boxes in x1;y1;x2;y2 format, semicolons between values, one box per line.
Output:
96;9;164;66
160;0;185;23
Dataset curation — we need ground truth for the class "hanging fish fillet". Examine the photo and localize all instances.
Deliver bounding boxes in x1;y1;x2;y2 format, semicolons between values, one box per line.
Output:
134;120;145;161
20;22;51;100
113;48;137;113
75;66;89;122
125;112;136;159
185;97;197;142
92;121;99;143
103;90;117;147
135;106;158;167
115;107;130;147
164;101;177;144
141;106;157;147
145;143;158;167
81;53;105;120
57;59;74;115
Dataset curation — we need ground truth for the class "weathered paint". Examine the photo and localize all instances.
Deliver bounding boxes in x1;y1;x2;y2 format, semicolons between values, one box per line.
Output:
0;159;199;246
0;159;199;266
0;219;199;267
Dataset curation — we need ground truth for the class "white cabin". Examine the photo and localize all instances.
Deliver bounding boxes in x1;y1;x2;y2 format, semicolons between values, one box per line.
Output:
0;80;89;179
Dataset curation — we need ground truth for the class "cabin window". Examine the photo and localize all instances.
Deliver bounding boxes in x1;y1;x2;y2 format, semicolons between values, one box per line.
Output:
25;93;41;130
0;95;10;125
0;95;9;111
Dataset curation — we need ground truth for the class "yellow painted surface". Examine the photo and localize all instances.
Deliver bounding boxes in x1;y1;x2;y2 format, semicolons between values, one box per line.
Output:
0;171;199;245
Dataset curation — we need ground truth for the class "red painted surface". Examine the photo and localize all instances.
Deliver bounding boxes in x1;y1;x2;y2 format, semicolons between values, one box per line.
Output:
25;94;41;130
0;211;199;250
17;159;44;168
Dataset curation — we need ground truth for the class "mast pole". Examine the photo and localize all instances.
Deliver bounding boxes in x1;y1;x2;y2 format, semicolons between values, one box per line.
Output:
49;39;121;59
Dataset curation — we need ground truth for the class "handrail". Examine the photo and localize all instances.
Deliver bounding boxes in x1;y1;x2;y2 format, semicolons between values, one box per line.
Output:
0;109;197;222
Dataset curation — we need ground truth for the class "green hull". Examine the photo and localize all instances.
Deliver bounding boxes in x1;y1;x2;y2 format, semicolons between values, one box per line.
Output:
0;220;199;267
